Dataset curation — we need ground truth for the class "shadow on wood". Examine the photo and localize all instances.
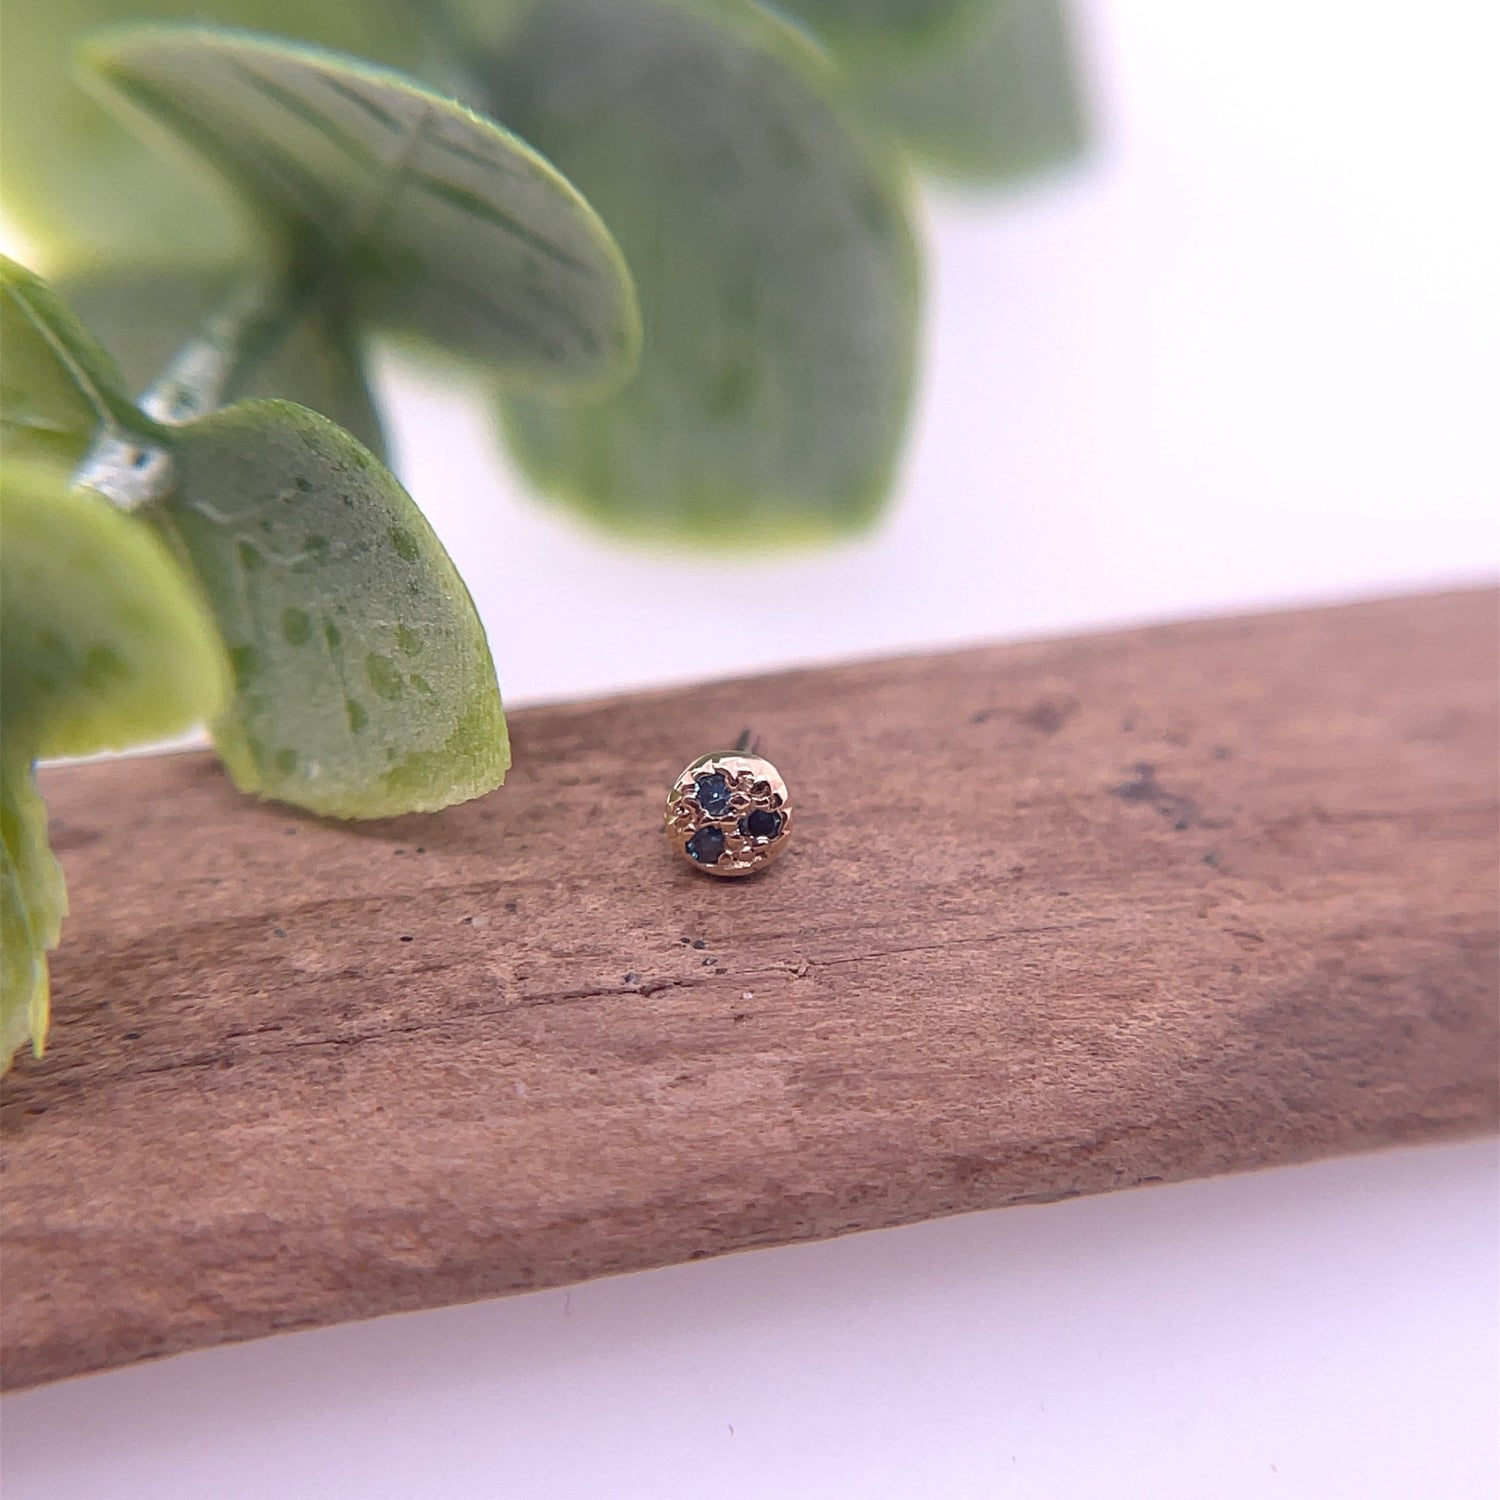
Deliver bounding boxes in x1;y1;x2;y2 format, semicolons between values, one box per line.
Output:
3;590;1496;1389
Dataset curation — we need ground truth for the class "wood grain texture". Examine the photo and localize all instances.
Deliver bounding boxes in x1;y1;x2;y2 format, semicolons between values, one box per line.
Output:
3;590;1496;1389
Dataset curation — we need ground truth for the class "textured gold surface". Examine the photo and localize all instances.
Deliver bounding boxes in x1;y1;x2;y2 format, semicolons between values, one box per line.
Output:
664;751;793;877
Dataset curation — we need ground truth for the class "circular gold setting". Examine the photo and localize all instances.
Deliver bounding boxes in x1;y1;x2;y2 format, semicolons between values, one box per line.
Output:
665;751;792;878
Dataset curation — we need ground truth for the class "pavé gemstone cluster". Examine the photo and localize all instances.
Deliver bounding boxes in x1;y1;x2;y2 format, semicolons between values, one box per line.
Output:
664;751;792;877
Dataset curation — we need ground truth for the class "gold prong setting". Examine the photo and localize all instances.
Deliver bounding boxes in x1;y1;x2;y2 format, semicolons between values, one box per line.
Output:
665;752;792;877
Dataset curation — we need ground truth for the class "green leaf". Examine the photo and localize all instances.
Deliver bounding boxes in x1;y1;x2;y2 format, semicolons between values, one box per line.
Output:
1;462;229;1071
154;400;508;819
0;0;428;266
847;0;1087;184
0;463;229;760
770;0;988;61
1;754;65;1072
83;27;641;392
58;263;387;460
0;255;147;470
483;0;921;543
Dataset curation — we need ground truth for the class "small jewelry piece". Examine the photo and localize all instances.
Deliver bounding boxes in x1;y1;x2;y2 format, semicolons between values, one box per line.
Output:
665;729;792;878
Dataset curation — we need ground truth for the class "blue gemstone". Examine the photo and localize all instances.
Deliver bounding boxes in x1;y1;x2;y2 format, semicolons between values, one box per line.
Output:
694;773;732;816
741;809;783;841
686;827;727;864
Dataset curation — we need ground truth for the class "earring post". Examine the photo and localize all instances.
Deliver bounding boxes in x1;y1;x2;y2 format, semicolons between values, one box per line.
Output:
733;727;758;755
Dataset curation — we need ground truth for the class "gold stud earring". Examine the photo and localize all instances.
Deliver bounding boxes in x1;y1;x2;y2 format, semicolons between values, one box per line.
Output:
665;729;793;877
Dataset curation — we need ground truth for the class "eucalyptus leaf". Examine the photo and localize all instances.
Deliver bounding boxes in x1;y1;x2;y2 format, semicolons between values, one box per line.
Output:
60;264;386;459
0;0;428;266
0;463;229;760
0;462;230;1071
0;255;148;470
84;27;641;392
1;754;65;1071
155;400;508;819
849;0;1087;184
483;0;920;542
769;0;988;61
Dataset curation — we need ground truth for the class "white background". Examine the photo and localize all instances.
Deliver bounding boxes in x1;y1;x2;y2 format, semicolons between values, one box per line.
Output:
3;2;1497;1495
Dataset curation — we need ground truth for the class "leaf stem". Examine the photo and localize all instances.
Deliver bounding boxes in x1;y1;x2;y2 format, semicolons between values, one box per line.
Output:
74;267;309;511
139;273;296;425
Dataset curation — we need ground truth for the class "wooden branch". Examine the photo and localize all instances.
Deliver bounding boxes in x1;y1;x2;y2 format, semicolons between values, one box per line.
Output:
3;590;1496;1390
